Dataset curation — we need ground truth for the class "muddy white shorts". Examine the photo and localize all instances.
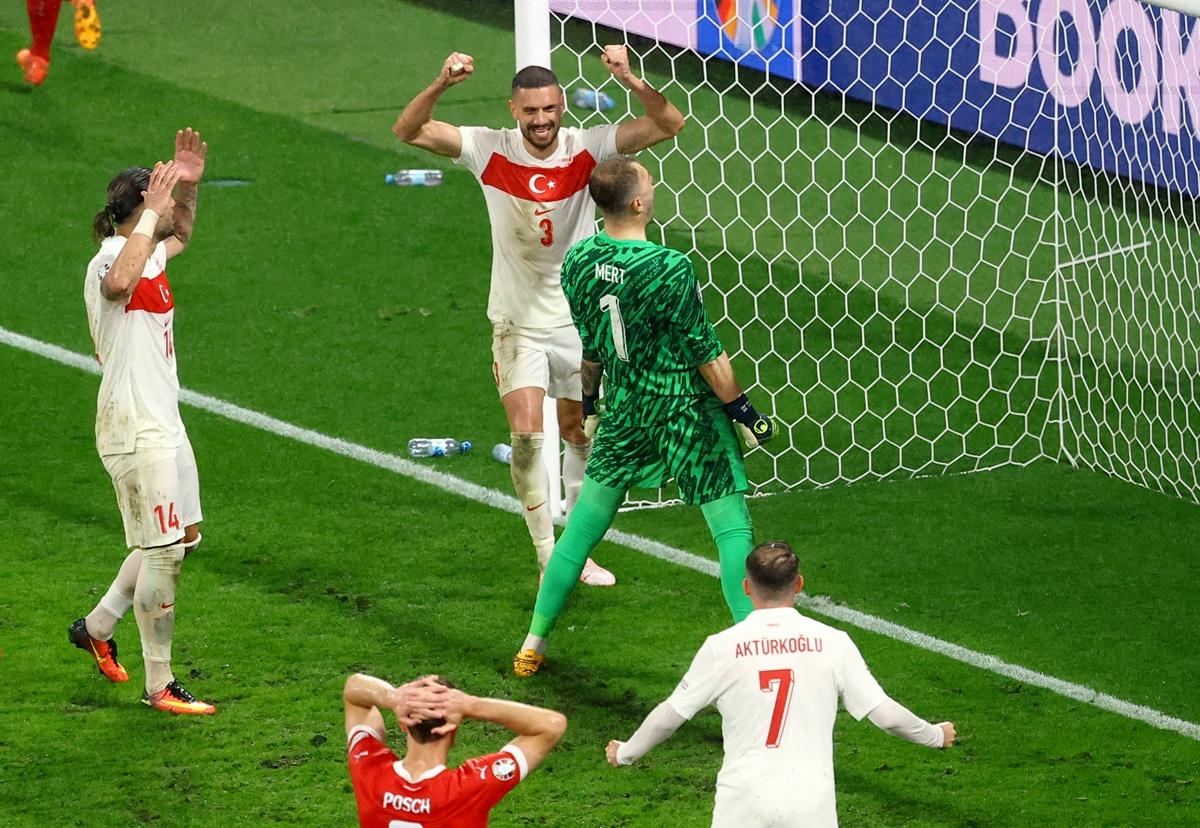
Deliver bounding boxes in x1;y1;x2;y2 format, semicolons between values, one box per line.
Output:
491;323;582;401
101;438;202;549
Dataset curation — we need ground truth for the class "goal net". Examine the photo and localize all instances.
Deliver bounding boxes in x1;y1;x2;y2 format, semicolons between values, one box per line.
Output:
544;0;1200;505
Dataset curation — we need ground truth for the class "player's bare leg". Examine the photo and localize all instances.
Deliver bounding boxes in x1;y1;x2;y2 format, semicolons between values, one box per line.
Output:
136;526;215;715
558;397;615;586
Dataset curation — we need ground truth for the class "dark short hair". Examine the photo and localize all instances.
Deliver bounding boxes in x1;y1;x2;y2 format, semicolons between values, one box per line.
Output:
745;541;800;597
408;676;457;744
92;166;151;241
512;65;559;91
589;156;642;215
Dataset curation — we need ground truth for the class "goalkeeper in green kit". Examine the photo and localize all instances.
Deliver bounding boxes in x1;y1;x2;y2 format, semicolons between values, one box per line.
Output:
514;156;775;676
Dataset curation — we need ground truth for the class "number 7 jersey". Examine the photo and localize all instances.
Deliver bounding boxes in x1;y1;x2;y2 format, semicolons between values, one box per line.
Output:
666;607;889;828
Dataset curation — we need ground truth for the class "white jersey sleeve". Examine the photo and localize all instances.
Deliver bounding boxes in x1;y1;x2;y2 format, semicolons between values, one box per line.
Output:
834;631;889;720
84;247;121;356
578;123;621;163
666;638;722;720
85;236;185;456
454;126;499;176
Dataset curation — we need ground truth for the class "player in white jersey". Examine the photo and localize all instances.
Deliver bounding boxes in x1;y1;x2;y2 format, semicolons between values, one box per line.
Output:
393;47;685;585
69;128;217;716
607;542;956;827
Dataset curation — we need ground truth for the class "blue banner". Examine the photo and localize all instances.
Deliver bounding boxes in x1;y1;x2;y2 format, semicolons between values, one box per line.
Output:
694;0;1200;196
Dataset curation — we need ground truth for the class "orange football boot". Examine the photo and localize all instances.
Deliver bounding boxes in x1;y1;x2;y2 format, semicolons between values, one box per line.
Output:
16;49;48;85
68;618;129;682
142;680;217;715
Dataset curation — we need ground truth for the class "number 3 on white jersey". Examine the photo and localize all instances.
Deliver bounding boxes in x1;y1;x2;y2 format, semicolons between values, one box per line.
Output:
759;669;794;748
599;294;629;362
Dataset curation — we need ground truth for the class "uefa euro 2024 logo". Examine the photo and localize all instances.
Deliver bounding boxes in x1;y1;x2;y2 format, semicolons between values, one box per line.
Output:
715;0;780;52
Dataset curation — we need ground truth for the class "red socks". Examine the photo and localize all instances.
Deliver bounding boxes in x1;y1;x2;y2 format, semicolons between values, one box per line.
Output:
26;0;64;61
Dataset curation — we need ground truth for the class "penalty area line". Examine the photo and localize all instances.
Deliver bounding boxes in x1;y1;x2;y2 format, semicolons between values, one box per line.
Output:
3;325;1198;743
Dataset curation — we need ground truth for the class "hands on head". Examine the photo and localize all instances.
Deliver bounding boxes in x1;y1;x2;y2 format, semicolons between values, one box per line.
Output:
390;675;470;736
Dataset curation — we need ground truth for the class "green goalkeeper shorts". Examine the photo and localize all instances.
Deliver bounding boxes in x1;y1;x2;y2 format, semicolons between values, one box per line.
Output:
586;395;748;505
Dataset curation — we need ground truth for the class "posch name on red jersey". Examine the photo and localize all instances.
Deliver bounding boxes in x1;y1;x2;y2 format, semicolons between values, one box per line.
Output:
381;791;432;815
734;636;823;659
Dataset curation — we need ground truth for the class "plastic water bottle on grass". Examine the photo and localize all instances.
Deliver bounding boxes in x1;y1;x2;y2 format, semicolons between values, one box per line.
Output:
571;88;614;111
386;170;444;186
408;438;472;457
492;443;513;464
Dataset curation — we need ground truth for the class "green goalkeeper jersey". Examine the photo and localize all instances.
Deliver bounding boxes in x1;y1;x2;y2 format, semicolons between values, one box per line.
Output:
561;232;724;424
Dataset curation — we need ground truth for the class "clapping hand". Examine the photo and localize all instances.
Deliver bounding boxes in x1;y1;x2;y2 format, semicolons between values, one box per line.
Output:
173;127;207;184
141;161;182;216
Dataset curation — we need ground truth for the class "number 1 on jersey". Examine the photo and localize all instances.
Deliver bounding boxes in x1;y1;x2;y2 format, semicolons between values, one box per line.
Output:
759;669;794;748
599;294;629;362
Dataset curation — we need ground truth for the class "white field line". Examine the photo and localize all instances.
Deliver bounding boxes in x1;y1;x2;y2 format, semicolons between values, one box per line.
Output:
1060;240;1152;270
4;325;1198;742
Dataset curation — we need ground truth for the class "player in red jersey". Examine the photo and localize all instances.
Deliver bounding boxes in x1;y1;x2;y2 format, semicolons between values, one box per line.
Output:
344;672;566;827
17;0;101;86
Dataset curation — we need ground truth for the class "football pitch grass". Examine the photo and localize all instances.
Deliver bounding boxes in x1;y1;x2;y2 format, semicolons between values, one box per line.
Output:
1;1;1199;825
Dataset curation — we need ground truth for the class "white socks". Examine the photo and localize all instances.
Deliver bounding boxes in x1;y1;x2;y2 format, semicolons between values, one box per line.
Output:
85;548;144;641
134;542;185;694
521;634;548;655
562;438;592;516
510;432;556;568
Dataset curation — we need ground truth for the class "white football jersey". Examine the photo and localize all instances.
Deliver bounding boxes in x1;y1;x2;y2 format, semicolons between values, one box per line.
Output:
667;607;888;828
454;124;621;328
84;235;186;456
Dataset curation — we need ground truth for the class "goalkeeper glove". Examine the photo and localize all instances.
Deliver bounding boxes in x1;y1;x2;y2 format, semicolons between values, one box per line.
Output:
583;391;602;440
723;394;775;449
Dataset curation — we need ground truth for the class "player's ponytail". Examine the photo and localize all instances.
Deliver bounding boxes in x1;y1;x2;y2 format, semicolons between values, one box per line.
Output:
92;166;152;241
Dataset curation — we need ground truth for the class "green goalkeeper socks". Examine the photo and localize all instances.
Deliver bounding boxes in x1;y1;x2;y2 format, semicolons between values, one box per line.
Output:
700;493;755;622
529;476;625;638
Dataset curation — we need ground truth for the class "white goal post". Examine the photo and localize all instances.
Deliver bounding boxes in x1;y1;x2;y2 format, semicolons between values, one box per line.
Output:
516;0;1200;506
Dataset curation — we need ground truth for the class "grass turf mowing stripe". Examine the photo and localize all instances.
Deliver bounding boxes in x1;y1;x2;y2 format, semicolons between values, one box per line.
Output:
5;323;1199;744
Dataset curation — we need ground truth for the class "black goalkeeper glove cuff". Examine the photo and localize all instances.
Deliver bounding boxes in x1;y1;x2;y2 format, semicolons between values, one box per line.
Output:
583;392;599;418
724;394;775;445
723;394;761;427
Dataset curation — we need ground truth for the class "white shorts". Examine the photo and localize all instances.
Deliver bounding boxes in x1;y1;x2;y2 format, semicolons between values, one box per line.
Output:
101;439;203;549
491;323;582;400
